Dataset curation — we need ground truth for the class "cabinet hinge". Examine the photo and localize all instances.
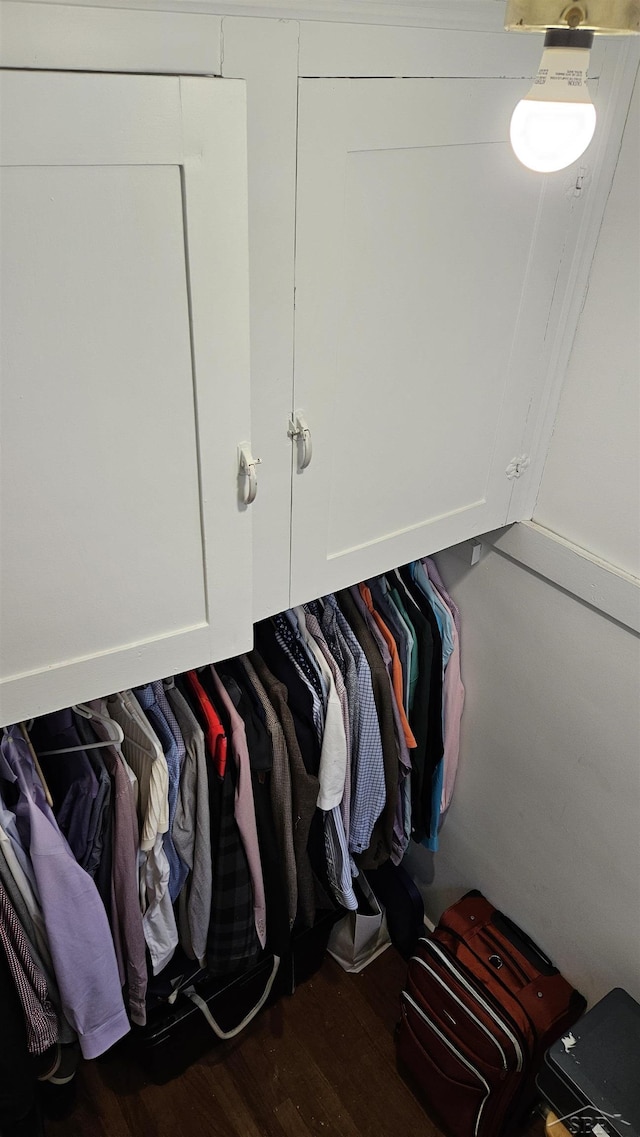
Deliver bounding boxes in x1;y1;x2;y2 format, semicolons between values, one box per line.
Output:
506;454;531;480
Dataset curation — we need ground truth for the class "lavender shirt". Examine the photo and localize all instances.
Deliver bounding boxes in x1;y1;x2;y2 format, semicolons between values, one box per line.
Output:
0;727;130;1059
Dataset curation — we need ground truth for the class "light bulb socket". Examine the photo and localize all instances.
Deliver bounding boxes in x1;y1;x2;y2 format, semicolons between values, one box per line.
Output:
544;28;594;48
505;0;640;36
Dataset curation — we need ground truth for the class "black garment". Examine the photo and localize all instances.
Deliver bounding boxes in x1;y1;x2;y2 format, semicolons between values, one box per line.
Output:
219;669;290;960
254;623;330;905
0;942;39;1136
74;717;113;914
249;651;321;929
205;732;260;976
397;565;444;841
175;672;205;726
387;568;433;839
254;621;321;778
272;613;324;704
29;711;97;866
336;588;398;871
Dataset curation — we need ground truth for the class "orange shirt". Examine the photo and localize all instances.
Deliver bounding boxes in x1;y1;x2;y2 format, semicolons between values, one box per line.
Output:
358;583;417;750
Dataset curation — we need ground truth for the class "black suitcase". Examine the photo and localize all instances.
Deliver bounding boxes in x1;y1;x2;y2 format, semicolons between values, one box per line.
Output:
536;988;640;1137
131;905;344;1083
131;952;282;1083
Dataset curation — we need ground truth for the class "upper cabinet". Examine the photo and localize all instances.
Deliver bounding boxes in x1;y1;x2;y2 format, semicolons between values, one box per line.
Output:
0;6;636;717
288;74;595;604
0;70;253;725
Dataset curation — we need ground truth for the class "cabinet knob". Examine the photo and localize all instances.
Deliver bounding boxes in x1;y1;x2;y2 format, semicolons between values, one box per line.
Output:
288;412;313;471
238;444;261;506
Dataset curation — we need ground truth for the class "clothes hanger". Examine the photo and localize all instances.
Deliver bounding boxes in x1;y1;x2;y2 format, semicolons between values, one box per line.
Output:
33;704;125;756
18;723;54;807
73;703;125;745
35;738;117;757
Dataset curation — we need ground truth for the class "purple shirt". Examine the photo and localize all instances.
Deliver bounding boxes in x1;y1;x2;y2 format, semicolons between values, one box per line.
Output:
0;727;130;1059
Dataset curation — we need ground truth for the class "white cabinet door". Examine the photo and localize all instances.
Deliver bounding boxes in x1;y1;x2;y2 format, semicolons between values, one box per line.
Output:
290;78;580;605
0;71;252;724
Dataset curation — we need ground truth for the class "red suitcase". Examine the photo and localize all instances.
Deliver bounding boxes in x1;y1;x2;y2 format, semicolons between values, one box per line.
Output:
397;891;586;1137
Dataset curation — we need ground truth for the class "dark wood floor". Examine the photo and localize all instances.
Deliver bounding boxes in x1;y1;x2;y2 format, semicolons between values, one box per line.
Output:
45;948;546;1137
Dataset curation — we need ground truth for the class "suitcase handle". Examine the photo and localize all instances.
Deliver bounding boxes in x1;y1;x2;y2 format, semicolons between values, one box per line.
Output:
183;955;280;1040
462;891;555;973
491;911;555;974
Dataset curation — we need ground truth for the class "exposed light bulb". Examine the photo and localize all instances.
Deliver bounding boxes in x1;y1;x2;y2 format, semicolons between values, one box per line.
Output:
510;29;597;173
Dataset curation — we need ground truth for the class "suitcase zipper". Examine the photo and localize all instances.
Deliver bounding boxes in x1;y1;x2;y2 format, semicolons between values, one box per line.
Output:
410;956;508;1071
419;939;524;1072
402;991;491;1137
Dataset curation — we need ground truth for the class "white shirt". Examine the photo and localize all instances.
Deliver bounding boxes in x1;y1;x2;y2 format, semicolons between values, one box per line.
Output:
108;691;169;850
107;691;177;972
293;606;348;811
139;836;179;975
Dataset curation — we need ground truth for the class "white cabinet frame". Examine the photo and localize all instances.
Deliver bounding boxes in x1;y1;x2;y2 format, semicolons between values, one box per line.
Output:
0;71;252;724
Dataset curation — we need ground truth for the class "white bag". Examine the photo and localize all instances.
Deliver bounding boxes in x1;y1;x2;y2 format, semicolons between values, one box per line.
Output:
327;873;391;973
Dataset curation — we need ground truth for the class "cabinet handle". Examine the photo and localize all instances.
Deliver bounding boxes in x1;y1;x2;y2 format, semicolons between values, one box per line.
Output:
238;444;261;506
288;412;313;471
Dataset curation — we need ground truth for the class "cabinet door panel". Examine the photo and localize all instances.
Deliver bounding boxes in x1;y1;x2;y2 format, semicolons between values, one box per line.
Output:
0;72;251;724
291;78;573;604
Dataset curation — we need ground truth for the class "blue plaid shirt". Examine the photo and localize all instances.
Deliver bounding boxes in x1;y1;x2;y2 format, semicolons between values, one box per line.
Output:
324;595;386;856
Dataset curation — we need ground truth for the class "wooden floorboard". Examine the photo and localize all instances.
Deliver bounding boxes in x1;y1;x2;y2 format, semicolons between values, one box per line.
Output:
43;947;547;1137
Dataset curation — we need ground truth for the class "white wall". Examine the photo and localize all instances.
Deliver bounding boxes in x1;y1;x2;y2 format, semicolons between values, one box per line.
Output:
409;66;640;1007
409;546;640;1006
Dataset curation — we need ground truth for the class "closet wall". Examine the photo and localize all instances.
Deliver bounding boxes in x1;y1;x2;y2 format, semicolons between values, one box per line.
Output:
409;68;640;1008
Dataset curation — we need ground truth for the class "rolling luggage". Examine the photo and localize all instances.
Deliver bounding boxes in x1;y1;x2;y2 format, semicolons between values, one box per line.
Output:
536;987;640;1137
397;890;586;1137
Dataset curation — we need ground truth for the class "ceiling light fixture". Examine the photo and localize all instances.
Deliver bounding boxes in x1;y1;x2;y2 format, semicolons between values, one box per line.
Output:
505;1;640;173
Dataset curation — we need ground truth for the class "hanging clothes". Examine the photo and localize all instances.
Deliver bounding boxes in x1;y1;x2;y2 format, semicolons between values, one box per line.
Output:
248;648;320;929
239;656;298;930
28;710;99;868
0;552;464;1091
322;594;386;861
0;727;130;1059
358;582;417;751
219;664;290;958
164;681;212;968
133;683;188;903
336;588;399;870
205;731;261;975
423;558;465;814
84;700;148;1026
107;690;178;976
0;878;58;1056
207;665;267;951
